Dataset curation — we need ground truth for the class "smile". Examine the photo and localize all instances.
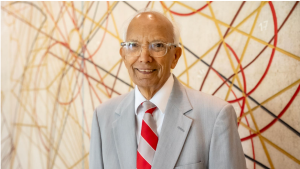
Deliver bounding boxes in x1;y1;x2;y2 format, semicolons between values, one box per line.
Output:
136;68;156;74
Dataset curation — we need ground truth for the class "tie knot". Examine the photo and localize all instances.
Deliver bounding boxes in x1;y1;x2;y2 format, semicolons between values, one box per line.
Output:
141;101;157;115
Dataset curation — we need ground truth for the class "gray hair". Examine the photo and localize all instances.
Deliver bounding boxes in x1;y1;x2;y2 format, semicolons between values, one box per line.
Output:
120;8;180;46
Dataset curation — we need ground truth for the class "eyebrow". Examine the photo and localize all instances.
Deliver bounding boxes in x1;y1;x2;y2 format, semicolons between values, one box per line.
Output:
151;39;167;43
126;39;168;43
126;39;139;42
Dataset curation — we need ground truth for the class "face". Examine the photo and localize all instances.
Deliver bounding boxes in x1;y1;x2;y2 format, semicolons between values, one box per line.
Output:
120;12;182;91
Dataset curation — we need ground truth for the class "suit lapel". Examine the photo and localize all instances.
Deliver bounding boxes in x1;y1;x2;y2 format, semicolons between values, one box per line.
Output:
112;91;137;169
152;76;193;169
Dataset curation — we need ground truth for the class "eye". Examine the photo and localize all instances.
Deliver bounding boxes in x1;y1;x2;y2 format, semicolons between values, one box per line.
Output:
128;42;139;48
153;43;165;48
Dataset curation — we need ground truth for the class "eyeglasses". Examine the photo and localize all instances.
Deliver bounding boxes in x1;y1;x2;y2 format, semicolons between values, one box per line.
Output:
120;41;177;58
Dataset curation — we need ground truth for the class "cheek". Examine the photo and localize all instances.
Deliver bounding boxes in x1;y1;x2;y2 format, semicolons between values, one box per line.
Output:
157;60;172;77
124;58;135;69
123;61;134;76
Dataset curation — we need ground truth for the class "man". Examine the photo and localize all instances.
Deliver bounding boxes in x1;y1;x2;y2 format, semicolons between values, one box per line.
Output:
89;10;246;169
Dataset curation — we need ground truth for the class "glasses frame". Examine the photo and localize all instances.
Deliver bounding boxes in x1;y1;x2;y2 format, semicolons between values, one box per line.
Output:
120;41;177;58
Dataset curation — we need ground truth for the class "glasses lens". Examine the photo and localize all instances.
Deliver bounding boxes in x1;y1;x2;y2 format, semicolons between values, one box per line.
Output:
124;42;140;57
150;42;166;57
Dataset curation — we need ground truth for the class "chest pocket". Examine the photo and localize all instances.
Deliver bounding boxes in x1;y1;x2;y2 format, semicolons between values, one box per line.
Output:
174;161;203;169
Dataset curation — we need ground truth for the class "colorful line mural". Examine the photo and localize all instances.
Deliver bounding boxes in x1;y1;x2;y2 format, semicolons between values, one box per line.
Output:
1;1;300;169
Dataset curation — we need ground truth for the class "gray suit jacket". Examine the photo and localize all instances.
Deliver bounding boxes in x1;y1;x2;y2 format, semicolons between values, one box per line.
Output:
89;76;246;169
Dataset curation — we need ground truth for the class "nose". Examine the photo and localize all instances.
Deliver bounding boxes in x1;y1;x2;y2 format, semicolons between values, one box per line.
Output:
138;45;153;63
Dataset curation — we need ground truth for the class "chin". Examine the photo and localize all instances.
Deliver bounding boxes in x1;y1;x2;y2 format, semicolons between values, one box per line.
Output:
134;79;156;88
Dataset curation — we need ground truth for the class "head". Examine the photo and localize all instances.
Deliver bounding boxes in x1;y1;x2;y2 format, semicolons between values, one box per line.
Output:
120;10;182;97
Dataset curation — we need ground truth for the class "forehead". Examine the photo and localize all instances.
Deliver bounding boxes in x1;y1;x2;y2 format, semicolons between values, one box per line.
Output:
126;12;173;42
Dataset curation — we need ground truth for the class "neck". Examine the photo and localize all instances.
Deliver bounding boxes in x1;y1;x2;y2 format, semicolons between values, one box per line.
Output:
138;75;170;100
138;86;161;100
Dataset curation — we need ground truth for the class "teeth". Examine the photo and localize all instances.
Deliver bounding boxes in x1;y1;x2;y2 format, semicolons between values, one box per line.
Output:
138;69;153;72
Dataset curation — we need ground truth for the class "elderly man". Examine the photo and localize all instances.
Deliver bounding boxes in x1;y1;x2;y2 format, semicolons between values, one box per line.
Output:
89;10;246;169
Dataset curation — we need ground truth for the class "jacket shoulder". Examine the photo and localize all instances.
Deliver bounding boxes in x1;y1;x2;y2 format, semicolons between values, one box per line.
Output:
184;86;231;115
94;91;133;118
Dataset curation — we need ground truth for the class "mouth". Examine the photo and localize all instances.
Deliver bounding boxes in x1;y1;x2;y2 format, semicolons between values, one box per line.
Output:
135;68;157;74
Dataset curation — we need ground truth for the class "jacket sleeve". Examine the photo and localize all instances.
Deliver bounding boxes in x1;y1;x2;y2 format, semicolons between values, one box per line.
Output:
208;104;247;169
89;109;104;169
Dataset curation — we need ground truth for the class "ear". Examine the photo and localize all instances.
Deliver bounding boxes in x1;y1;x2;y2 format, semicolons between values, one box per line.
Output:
171;47;182;69
120;47;125;60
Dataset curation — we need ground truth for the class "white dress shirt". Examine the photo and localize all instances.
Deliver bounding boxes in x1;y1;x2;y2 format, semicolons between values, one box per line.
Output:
135;74;174;144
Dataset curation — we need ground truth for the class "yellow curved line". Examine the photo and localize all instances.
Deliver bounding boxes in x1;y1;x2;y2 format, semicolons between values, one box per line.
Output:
95;83;111;98
68;152;89;169
206;1;274;167
9;4;37;167
64;1;122;43
65;4;113;98
151;1;155;9
175;1;299;80
110;5;122;42
161;1;190;87
238;79;300;121
234;29;300;61
103;59;122;80
245;97;275;168
174;2;267;79
240;122;300;164
4;2;100;167
175;1;300;61
11;90;69;168
224;2;265;101
164;2;175;15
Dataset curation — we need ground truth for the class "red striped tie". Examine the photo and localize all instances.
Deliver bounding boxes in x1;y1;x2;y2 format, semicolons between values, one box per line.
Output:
137;101;158;169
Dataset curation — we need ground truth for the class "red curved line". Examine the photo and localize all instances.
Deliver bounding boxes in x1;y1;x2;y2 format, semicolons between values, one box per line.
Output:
211;67;243;109
90;2;111;96
226;43;247;93
109;61;122;97
86;75;103;104
67;2;77;29
82;61;102;104
79;65;92;139
241;84;300;141
89;1;110;59
6;3;112;150
91;57;112;96
63;1;112;97
245;115;256;169
32;30;75;151
225;43;247;125
48;51;121;95
223;44;255;164
238;98;246;127
62;1;111;102
42;2;68;43
160;1;212;16
32;35;76;151
211;66;245;125
200;2;245;92
64;2;92;59
228;1;278;103
33;41;63;152
57;60;85;105
48;1;112;101
212;2;298;97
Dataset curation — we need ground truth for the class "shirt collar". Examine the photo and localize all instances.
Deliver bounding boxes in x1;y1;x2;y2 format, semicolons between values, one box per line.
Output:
135;74;174;115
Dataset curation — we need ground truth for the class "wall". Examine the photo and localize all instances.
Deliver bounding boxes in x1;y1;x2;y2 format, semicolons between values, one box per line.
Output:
1;1;300;169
